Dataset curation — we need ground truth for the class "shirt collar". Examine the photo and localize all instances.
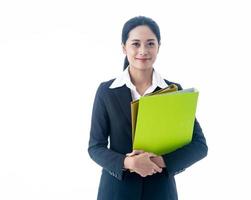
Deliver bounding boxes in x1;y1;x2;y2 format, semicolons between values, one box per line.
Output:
109;66;168;90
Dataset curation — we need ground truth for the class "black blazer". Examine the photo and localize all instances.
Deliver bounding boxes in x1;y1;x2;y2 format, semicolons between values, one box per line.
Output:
88;79;208;200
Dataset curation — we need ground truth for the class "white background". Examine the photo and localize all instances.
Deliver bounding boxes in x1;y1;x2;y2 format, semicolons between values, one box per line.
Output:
1;0;251;199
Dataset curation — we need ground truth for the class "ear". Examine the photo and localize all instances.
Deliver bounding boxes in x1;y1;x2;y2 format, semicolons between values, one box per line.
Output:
122;43;127;54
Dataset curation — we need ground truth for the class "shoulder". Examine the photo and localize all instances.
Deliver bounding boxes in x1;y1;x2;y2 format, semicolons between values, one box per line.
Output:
164;79;183;90
96;78;116;96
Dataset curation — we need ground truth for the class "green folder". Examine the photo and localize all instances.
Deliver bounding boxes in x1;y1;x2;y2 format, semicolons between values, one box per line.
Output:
131;87;199;156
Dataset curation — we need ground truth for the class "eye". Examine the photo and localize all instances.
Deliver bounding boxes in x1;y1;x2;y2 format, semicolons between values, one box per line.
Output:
147;42;155;47
132;42;140;47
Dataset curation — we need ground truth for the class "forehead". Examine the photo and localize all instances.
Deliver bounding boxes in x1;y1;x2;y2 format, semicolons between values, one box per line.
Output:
128;25;157;41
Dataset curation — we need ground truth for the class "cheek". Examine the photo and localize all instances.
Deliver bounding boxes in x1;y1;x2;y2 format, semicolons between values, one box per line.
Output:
126;50;137;58
151;50;158;58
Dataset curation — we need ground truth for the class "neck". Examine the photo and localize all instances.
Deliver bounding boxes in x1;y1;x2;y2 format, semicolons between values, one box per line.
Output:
128;66;153;88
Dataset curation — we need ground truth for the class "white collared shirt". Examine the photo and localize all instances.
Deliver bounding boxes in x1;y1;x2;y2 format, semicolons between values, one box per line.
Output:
109;66;168;101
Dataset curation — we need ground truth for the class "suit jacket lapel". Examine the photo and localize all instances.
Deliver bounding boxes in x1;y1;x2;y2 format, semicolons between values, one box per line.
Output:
113;85;132;124
112;86;163;124
153;86;161;93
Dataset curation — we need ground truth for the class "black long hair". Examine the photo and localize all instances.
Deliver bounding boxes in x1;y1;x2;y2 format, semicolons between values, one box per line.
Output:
121;16;161;70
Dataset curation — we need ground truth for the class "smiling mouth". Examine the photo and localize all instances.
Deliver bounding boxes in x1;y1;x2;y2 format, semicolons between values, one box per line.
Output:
135;58;151;61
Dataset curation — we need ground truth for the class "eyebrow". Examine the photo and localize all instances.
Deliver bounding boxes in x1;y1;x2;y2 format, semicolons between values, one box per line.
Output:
130;39;157;42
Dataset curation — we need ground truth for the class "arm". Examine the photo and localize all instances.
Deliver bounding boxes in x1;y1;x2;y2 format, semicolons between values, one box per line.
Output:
162;118;208;175
88;83;126;180
161;83;208;175
124;121;207;176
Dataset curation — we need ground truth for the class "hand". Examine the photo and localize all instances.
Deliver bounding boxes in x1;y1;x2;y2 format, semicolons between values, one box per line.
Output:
124;152;162;177
126;149;145;157
125;150;166;168
125;150;145;173
150;156;166;168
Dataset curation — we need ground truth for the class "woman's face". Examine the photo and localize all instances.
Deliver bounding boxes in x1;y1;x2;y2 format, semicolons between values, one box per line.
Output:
123;25;159;71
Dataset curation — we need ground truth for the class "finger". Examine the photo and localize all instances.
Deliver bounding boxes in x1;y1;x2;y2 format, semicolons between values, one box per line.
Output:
146;152;158;158
132;150;144;155
126;150;144;157
126;150;138;156
149;169;157;176
152;163;162;173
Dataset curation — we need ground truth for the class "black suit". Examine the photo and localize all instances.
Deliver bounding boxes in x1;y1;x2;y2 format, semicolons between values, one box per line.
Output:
88;79;208;200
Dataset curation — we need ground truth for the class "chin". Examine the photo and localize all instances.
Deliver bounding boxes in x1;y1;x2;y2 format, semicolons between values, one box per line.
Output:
133;67;152;72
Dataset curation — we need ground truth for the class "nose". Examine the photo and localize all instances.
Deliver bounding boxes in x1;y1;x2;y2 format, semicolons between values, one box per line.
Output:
139;46;148;55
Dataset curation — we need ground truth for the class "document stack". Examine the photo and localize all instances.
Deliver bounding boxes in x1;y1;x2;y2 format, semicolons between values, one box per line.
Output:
131;84;199;155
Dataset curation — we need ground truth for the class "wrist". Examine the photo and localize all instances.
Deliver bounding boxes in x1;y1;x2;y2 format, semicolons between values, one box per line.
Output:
123;156;134;170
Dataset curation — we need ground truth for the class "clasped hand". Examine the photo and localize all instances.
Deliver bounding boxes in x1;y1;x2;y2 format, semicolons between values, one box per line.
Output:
124;150;165;177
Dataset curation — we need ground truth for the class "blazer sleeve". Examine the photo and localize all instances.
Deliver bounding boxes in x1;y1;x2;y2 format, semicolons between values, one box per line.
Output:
162;83;208;176
88;83;126;181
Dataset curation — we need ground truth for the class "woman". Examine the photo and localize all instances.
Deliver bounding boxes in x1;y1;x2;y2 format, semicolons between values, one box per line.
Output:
88;16;208;200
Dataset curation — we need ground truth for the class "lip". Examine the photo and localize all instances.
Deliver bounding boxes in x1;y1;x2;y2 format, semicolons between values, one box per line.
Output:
135;58;151;61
